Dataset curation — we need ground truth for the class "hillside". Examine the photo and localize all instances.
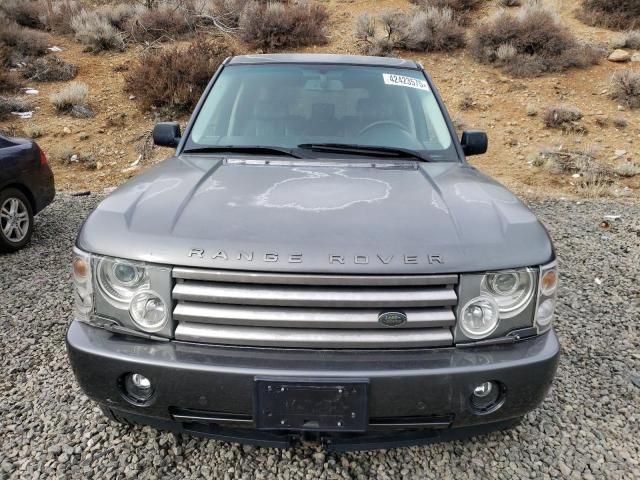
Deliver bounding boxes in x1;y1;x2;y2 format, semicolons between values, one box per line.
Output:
0;0;638;199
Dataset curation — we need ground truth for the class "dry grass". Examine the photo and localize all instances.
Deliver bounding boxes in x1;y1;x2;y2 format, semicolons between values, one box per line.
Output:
500;0;521;6
239;1;328;49
49;81;89;113
70;11;125;52
124;36;234;115
23;57;78;82
578;0;640;31
609;70;640;109
471;2;602;77
49;0;84;33
0;20;49;59
612;117;628;128
23;124;45;139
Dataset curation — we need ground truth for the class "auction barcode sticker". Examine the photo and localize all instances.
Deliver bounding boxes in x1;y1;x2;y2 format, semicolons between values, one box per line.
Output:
382;73;430;91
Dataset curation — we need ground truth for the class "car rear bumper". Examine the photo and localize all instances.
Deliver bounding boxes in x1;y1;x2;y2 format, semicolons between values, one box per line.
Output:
66;321;560;450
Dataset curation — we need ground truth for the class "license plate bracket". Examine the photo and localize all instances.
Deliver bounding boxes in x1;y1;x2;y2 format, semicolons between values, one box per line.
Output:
254;377;369;432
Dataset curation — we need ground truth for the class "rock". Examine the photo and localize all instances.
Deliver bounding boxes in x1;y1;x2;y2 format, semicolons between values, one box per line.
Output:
608;49;631;62
78;132;89;141
70;105;95;119
631;53;640;62
62;127;71;134
70;154;78;162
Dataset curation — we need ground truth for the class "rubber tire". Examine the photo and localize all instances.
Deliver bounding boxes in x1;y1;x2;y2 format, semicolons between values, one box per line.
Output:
0;188;34;253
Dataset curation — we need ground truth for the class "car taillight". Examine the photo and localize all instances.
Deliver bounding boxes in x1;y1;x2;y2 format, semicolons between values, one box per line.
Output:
38;148;47;166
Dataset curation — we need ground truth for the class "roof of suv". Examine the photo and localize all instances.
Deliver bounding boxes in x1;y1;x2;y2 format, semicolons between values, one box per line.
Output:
227;54;420;69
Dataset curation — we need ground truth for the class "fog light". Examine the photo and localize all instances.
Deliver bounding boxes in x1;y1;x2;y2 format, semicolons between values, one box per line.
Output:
471;381;502;413
123;373;154;403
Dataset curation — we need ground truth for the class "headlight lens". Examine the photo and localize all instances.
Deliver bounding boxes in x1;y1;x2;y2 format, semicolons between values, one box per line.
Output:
481;269;535;317
460;296;500;339
129;290;168;332
97;258;148;306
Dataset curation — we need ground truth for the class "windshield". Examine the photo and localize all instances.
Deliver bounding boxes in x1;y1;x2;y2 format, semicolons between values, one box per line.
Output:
187;64;458;161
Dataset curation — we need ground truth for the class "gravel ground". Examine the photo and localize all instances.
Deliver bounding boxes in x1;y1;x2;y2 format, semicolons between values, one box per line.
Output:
1;194;639;480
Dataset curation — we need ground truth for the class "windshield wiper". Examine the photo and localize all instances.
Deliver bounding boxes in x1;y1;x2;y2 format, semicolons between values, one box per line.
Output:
182;145;304;159
297;143;431;162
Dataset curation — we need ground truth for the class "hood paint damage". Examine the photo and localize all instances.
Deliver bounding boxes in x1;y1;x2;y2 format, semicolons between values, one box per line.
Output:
78;155;554;274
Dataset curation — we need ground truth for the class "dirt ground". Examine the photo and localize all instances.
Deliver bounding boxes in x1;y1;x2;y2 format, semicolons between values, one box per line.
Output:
1;0;639;198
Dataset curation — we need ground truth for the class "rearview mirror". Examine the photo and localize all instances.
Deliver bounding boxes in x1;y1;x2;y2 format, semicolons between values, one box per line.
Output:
461;130;488;156
153;122;181;148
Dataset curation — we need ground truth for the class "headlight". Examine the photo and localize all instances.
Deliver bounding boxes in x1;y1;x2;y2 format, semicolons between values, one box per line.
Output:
481;269;535;318
71;250;172;337
97;258;148;306
129;290;168;332
460;296;500;339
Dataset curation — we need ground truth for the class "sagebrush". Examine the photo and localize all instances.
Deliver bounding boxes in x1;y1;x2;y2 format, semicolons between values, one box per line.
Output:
0;0;46;29
471;3;602;77
0;95;31;120
125;5;192;43
239;2;328;49
124;37;234;114
578;0;640;31
0;20;49;59
23;57;78;82
50;81;89;113
544;106;584;132
355;6;465;55
70;11;125;52
609;70;640;109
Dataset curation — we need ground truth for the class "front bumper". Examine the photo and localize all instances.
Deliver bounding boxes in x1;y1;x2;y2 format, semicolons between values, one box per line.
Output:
66;321;560;450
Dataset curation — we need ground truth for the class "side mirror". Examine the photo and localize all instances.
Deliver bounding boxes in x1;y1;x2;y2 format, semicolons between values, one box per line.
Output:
461;130;488;156
153;122;181;148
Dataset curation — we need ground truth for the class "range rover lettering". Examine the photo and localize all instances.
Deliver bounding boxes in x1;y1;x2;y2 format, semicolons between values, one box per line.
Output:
66;54;560;450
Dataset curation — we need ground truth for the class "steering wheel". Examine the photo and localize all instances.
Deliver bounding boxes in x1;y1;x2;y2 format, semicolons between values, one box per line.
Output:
358;120;411;137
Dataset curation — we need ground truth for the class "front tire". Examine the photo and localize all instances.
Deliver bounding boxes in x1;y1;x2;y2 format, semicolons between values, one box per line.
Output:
0;188;34;253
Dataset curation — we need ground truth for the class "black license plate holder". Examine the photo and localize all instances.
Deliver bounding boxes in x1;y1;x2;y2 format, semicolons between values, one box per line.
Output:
254;377;369;432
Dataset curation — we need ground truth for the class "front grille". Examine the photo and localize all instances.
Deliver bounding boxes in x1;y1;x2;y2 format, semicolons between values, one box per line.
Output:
172;267;458;349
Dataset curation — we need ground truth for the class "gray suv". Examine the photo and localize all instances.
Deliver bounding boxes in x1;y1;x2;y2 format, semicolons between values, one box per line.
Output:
67;54;560;450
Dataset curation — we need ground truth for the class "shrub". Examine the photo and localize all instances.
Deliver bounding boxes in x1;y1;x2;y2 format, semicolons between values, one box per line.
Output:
50;0;84;34
0;20;49;58
124;36;234;114
0;0;46;29
500;0;521;6
203;0;253;29
0;95;31;120
0;70;22;93
23;124;45;138
355;10;405;56
23;56;78;82
401;6;466;52
409;0;482;12
125;5;192;43
239;1;328;49
49;81;89;113
609;70;640;109
98;3;144;30
619;30;640;50
612;117;628;128
471;3;602;77
544;106;583;131
578;0;640;31
70;11;125;52
615;161;640;178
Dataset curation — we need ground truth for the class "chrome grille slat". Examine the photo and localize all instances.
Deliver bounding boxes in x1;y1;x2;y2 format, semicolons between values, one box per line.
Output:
173;267;458;286
172;283;457;308
174;323;453;349
171;268;458;349
174;302;456;329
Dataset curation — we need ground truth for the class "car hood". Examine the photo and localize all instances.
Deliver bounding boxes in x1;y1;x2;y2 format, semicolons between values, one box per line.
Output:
78;155;553;274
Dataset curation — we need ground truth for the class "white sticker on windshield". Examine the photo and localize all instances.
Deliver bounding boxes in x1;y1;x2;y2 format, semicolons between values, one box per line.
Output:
383;73;430;91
